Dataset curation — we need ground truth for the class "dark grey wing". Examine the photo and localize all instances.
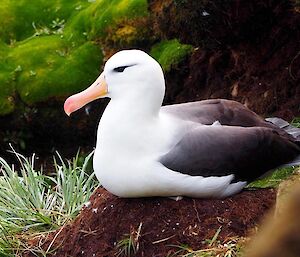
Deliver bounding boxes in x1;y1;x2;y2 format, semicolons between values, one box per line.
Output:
162;99;275;127
161;99;296;141
159;125;300;182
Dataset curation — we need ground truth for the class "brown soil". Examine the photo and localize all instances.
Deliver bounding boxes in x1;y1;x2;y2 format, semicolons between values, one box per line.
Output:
26;188;276;257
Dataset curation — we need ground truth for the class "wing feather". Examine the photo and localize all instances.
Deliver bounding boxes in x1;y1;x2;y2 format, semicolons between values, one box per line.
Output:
159;125;300;182
162;99;269;127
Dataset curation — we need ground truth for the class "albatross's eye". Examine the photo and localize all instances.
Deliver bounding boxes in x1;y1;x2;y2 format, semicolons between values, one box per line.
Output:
113;66;129;73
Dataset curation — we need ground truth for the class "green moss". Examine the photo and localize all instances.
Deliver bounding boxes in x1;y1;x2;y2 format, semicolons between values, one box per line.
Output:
0;0;149;115
64;0;148;42
0;0;90;44
0;73;15;115
9;37;102;104
150;39;193;72
0;43;15;115
247;166;298;189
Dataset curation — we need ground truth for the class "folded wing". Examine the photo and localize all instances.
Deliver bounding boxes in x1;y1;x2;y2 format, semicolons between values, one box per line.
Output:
159;125;300;182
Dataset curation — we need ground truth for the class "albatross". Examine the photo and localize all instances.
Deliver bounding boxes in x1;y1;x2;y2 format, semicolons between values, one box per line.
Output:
64;49;300;198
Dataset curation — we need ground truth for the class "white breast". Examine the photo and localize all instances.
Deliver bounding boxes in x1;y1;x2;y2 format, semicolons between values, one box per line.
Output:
93;103;186;196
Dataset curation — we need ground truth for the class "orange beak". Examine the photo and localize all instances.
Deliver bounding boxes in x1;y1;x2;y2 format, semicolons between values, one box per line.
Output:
64;73;108;116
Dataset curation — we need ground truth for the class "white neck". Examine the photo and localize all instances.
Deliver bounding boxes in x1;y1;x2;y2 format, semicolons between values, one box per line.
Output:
95;77;167;160
107;79;165;118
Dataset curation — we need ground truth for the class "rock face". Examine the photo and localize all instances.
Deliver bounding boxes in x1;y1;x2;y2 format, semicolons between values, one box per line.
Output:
0;0;299;160
26;187;275;257
150;0;300;119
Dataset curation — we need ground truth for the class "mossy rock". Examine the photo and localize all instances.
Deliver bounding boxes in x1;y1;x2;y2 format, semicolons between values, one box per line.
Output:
9;38;103;104
0;0;149;116
0;0;91;44
150;39;193;72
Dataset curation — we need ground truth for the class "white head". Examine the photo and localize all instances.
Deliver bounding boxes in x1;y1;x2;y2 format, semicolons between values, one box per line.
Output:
64;50;165;116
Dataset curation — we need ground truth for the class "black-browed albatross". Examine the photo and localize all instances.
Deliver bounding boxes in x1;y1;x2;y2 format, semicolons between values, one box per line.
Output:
64;50;300;198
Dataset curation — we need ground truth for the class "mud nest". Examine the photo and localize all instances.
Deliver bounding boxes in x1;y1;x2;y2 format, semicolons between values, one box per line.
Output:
26;187;276;257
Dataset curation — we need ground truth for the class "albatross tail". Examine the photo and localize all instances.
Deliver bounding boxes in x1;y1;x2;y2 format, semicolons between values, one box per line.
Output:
266;117;300;167
266;117;300;142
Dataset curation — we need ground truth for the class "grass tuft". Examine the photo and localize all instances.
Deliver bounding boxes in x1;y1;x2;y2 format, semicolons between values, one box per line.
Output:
0;148;97;256
116;222;143;257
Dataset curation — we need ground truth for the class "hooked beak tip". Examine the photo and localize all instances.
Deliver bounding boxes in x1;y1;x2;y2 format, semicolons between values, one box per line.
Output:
64;97;73;116
63;72;107;117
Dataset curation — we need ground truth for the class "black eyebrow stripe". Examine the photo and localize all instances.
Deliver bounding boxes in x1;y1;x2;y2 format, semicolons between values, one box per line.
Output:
113;64;137;72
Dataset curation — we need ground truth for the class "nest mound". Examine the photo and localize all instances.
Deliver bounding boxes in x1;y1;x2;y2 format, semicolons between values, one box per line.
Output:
27;187;276;257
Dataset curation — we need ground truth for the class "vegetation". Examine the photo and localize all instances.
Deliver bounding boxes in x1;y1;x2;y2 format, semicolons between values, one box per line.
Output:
247;166;298;189
291;117;300;127
0;149;97;256
0;0;149;115
115;222;143;257
151;39;193;72
168;227;246;257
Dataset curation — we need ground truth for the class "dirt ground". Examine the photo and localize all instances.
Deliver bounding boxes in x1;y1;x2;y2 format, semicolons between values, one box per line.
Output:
26;187;275;257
